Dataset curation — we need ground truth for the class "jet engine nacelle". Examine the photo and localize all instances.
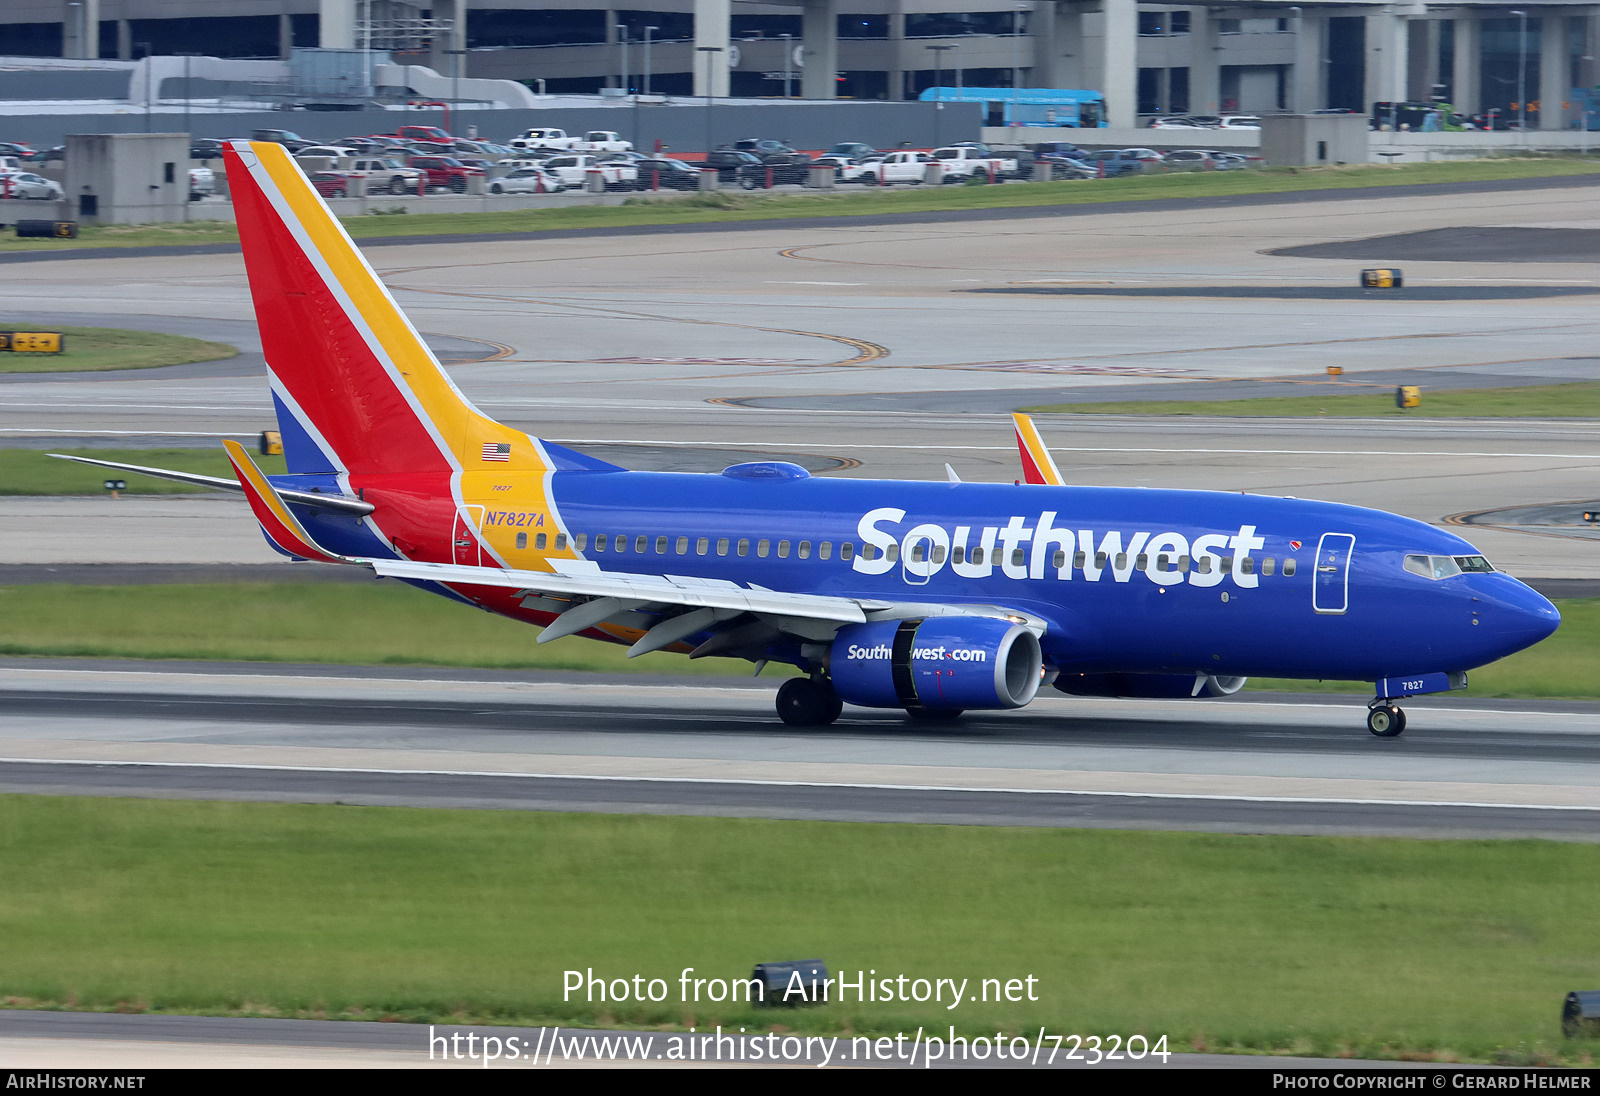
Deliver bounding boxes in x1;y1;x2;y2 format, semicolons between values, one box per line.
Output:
1054;672;1247;699
831;617;1043;711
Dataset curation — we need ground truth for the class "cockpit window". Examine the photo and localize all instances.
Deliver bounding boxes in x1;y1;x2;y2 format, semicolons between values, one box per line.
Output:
1405;553;1494;579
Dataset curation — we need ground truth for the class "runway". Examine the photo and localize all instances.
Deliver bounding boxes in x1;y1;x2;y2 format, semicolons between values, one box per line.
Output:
3;660;1597;839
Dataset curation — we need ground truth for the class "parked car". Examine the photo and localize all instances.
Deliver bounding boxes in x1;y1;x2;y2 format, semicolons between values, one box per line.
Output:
538;154;639;189
508;128;578;152
571;131;633;153
296;145;363;161
1076;150;1146;177
308;171;352;198
251;129;317;152
189;138;227;160
489;167;568;194
1218;115;1261;130
1163;149;1242;170
810;155;873;183
825;141;877;161
0;171;63;200
701;149;769;188
344;157;424;194
407;155;485;193
0;141;36;158
188;165;216;200
632;158;705;190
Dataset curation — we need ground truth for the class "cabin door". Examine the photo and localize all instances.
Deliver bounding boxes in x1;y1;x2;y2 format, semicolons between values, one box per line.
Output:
453;506;486;567
1312;533;1355;615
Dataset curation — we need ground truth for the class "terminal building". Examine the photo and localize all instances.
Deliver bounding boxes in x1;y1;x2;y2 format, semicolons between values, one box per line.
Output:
1;0;1596;129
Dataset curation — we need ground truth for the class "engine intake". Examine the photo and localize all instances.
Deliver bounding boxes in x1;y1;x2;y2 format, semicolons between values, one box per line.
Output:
1054;673;1247;699
831;617;1043;711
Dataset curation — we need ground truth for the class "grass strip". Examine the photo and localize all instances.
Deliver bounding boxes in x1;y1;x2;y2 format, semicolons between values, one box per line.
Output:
0;325;235;374
0;449;285;496
1;795;1597;1064
1023;382;1600;419
0;582;1589;696
0;582;784;677
2;159;1595;253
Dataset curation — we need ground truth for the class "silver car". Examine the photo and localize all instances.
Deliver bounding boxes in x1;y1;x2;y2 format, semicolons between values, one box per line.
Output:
489;167;568;195
0;171;63;200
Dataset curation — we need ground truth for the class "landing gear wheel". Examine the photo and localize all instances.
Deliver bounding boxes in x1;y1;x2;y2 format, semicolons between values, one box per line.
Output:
906;708;963;722
776;678;840;727
1367;704;1406;737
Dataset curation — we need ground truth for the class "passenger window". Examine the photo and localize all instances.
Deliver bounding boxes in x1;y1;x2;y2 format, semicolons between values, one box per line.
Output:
839;543;854;561
655;536;668;554
717;537;729;556
910;543;926;563
697;537;709;555
534;532;546;550
573;533;586;551
636;536;648;554
971;546;985;565
1135;553;1148;570
1219;556;1233;574
1178;555;1190;572
555;533;568;550
1052;550;1066;569
516;532;528;550
1095;552;1108;569
1261;556;1276;576
676;536;688;554
953;546;965;565
932;545;946;564
1240;557;1254;575
594;534;608;551
819;542;832;560
757;539;770;558
777;540;790;558
1114;553;1128;570
1074;551;1086;569
1197;556;1212;574
1012;548;1025;567
797;541;810;559
886;544;900;563
1283;558;1296;577
738;539;750;557
615;536;627;554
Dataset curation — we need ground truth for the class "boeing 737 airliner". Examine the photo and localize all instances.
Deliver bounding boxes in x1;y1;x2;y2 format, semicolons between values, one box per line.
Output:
58;140;1560;737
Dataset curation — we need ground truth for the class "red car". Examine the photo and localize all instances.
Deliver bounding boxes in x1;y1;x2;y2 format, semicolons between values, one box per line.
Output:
407;155;485;193
309;171;352;198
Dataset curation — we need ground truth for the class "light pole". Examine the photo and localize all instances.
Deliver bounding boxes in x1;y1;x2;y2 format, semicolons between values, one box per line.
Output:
444;48;466;114
927;44;954;145
644;26;657;95
696;45;724;156
1288;6;1301;112
781;32;792;98
1511;9;1528;134
617;24;629;94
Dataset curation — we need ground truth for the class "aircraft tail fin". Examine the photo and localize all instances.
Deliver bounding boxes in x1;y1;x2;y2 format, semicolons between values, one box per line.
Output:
1012;413;1065;486
223;139;549;478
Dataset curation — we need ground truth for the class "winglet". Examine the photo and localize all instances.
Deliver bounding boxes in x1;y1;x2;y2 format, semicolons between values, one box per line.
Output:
1012;413;1064;487
222;439;353;564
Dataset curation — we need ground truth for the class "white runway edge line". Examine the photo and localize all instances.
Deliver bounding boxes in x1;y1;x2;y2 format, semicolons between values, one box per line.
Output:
2;756;1598;814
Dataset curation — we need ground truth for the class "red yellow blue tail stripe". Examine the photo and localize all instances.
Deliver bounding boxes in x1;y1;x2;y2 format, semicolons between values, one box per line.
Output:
223;439;350;564
1011;413;1065;487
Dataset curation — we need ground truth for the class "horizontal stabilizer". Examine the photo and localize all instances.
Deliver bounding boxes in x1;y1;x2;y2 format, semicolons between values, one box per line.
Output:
48;453;373;515
222;440;355;564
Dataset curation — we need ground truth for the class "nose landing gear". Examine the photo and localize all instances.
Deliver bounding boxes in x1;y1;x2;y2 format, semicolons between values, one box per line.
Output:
1366;702;1407;737
776;676;843;726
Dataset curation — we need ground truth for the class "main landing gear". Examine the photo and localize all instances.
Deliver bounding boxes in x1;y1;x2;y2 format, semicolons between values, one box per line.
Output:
776;676;843;727
1366;702;1407;738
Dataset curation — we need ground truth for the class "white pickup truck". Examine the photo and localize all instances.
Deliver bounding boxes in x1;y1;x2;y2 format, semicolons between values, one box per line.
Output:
856;151;935;185
508;128;578;152
571;130;634;153
929;145;1019;182
539;154;640;190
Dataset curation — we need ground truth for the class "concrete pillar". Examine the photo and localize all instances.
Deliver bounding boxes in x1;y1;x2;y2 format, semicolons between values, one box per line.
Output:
1452;14;1480;114
1364;11;1407;115
694;0;732;97
1290;13;1326;113
887;9;905;101
605;13;619;89
117;17;132;60
1423;19;1442;103
431;0;469;75
1406;18;1439;103
1099;0;1137;128
800;0;838;99
1035;3;1083;91
1189;6;1221;116
1538;12;1568;129
320;0;356;50
63;0;102;59
279;13;293;59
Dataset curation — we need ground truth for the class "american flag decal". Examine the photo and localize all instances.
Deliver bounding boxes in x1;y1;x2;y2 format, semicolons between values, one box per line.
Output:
481;443;511;462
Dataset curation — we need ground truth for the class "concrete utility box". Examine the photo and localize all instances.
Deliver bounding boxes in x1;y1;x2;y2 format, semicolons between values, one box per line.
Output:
1259;115;1369;168
64;133;189;224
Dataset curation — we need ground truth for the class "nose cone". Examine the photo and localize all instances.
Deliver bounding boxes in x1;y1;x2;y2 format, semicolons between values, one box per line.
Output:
1474;575;1560;663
